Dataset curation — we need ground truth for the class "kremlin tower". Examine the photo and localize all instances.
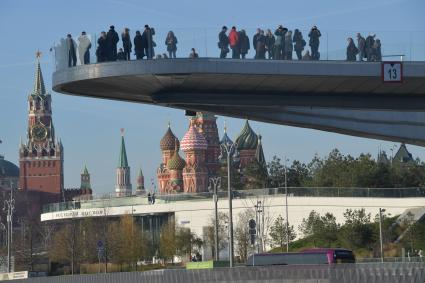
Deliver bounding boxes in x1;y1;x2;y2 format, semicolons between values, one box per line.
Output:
115;129;132;196
80;165;92;191
19;53;64;199
135;168;146;195
181;120;209;193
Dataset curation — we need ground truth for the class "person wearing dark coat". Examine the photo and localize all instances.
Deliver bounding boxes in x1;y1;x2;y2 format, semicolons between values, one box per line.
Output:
66;34;77;67
255;30;266;59
371;39;382;62
356;33;366;61
96;31;108;62
189;48;199;58
121;28;132;60
218;26;229;59
365;33;375;61
165;31;178;58
308;26;321;60
238;29;250;59
274;25;286;60
346;37;359;61
133;30;144;59
253;28;261;59
284;31;293;60
265;29;275;59
143;25;155;59
293;29;306;60
106;25;119;61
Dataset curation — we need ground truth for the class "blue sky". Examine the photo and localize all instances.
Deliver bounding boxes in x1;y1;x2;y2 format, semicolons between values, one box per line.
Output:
0;0;424;194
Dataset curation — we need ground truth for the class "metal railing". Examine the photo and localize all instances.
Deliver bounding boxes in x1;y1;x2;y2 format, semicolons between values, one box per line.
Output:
51;28;425;71
42;187;425;214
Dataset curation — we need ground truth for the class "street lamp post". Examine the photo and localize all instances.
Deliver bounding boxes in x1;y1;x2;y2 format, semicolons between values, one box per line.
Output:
208;177;221;261
4;181;15;273
219;141;238;268
379;208;385;263
284;158;289;253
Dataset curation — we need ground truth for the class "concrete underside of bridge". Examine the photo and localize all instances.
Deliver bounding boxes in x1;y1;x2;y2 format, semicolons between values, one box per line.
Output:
52;59;425;146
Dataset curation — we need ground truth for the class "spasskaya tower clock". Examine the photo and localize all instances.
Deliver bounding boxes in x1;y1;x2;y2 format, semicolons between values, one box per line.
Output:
19;52;64;198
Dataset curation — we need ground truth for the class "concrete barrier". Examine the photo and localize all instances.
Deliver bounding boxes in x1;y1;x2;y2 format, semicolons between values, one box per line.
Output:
9;262;425;283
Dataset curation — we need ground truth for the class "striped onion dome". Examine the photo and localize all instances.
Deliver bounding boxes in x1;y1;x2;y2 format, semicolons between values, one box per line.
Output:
235;120;258;150
180;125;208;152
167;150;186;170
160;125;180;151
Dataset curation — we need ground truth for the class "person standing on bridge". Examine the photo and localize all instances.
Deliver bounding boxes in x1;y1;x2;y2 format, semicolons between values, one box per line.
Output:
218;26;230;58
365;33;375;61
165;31;178;58
121;28;132;61
106;25;119;61
308;26;321;60
189;48;199;58
284;30;293;60
96;31;108;62
356;33;366;61
238;29;250;59
293;29;306;60
78;31;91;65
346;37;358;61
371;39;382;62
228;26;240;59
143;25;156;59
274;25;286;60
256;30;266;59
133;30;144;60
265;29;275;59
66;34;77;67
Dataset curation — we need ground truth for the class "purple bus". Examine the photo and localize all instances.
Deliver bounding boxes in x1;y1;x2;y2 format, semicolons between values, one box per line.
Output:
246;248;355;266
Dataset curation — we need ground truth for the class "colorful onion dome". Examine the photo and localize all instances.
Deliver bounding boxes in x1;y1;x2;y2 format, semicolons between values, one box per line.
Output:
160;124;180;151
180;125;208;152
167;150;186;170
235;120;258;150
220;123;233;146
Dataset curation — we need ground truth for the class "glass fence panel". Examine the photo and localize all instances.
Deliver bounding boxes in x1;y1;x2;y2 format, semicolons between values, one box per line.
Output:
52;28;425;71
42;187;425;213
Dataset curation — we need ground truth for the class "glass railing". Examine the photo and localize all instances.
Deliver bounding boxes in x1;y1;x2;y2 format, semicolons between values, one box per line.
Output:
51;28;425;71
42;186;425;214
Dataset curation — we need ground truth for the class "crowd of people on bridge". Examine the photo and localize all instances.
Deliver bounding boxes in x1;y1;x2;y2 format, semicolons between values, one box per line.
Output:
218;25;320;60
346;33;382;62
62;24;383;68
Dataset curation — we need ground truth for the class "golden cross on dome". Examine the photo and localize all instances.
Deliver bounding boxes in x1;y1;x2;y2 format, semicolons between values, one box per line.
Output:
36;50;42;59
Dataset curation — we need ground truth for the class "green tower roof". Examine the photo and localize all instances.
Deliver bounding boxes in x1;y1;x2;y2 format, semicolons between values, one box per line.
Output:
235;120;258;150
118;135;129;168
32;55;46;96
82;165;89;175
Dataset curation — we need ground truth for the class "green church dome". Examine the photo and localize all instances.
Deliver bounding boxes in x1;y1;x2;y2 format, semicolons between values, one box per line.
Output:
167;151;186;171
235;120;258;150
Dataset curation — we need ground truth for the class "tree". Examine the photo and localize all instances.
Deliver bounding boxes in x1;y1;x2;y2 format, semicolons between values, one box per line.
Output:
339;209;376;250
205;212;229;260
234;210;255;262
243;160;268;190
269;215;296;251
175;227;203;262
299;210;339;247
108;215;148;269
159;220;176;262
218;160;243;191
49;220;82;274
